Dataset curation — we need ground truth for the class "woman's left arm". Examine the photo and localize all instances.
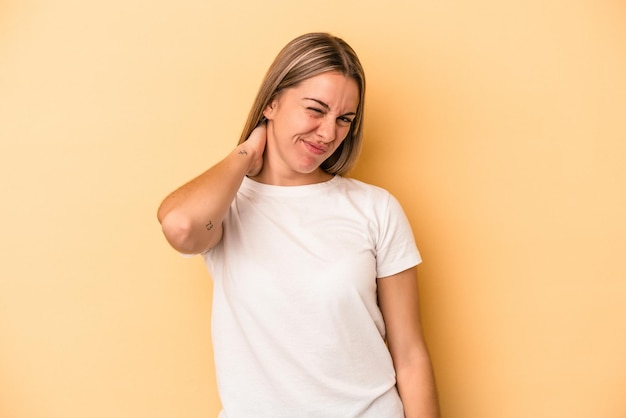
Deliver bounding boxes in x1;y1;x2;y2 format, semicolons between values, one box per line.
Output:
377;266;440;418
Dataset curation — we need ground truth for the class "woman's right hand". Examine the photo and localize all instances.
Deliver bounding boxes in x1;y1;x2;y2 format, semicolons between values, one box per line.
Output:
239;124;267;177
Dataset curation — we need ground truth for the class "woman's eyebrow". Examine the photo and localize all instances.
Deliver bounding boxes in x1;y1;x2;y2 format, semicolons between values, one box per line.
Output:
303;97;356;115
303;97;330;110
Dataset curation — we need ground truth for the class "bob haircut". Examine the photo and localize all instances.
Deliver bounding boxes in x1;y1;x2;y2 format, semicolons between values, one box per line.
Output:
237;32;366;176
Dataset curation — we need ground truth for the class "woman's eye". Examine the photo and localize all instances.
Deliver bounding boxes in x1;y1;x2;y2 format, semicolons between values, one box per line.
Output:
307;107;324;114
338;116;354;125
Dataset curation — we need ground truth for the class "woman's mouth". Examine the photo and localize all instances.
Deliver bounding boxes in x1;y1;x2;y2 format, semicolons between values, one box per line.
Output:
301;140;328;155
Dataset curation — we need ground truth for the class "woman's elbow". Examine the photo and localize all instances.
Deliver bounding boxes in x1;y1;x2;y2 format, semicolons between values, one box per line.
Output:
159;211;199;254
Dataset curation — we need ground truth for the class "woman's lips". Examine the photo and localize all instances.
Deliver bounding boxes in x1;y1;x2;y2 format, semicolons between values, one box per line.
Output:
301;139;328;155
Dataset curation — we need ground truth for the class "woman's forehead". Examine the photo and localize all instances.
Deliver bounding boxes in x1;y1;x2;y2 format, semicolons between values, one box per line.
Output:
283;72;359;109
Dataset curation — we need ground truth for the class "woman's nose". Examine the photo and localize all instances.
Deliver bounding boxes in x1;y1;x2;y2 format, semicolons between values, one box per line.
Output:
316;116;336;143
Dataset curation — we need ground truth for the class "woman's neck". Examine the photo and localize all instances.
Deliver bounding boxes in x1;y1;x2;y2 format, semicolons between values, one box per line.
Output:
249;166;332;186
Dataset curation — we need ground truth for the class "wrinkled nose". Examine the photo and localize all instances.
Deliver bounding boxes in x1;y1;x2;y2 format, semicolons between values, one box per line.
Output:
316;117;336;143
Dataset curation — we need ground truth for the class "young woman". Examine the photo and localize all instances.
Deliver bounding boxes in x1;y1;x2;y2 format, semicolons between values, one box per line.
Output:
157;32;439;418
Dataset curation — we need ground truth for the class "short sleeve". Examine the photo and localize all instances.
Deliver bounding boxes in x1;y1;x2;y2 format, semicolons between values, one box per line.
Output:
375;193;422;278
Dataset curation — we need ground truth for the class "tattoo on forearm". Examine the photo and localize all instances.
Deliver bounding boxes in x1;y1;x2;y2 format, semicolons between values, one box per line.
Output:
238;150;248;156
205;221;213;231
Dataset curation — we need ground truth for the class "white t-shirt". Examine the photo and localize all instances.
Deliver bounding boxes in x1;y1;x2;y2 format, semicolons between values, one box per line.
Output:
204;175;421;418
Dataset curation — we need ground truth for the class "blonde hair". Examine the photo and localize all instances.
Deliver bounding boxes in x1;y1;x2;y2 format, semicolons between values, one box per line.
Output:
237;32;366;176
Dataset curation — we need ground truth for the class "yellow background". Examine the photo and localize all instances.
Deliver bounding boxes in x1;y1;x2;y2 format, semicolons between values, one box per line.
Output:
1;0;625;417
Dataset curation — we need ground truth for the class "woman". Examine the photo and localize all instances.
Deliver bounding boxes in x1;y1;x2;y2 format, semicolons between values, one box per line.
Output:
157;32;439;418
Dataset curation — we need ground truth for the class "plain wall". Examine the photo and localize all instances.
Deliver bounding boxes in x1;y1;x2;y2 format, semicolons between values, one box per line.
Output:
1;0;625;417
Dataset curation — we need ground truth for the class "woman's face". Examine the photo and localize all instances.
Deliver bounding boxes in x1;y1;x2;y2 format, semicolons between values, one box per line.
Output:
261;71;360;185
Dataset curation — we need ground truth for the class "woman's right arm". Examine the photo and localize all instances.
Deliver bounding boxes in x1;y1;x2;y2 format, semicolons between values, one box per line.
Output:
157;125;266;254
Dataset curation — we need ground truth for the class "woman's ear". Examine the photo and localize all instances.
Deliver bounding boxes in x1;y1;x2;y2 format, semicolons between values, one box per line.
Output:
263;100;277;120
